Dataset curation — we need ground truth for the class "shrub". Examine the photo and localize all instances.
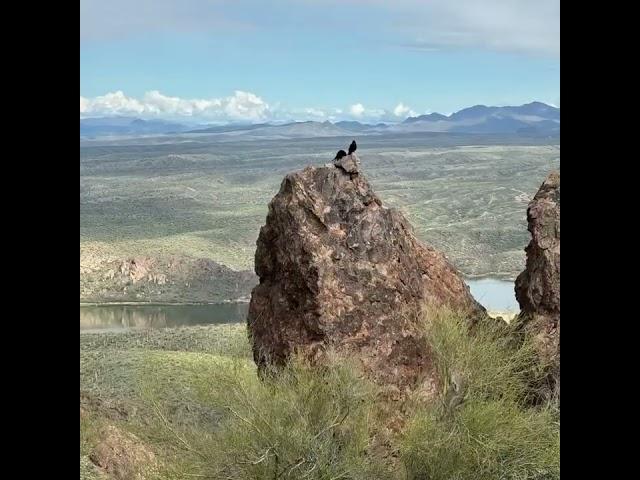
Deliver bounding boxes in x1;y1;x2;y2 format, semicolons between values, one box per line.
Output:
143;355;396;479
400;308;559;480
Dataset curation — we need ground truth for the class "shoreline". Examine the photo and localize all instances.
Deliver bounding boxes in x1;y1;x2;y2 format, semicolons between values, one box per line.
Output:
464;274;517;282
81;276;516;307
80;300;250;307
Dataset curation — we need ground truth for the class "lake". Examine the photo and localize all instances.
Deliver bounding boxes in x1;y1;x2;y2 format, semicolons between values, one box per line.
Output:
465;278;519;313
80;303;249;333
80;279;517;332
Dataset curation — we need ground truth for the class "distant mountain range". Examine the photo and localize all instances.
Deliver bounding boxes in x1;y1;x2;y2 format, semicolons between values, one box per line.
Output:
396;102;559;135
79;117;195;136
80;102;559;139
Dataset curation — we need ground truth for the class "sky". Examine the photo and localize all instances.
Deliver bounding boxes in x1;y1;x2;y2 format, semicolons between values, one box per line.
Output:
80;0;559;124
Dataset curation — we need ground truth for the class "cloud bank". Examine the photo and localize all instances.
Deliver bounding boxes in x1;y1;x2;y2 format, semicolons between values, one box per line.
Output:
80;91;422;123
80;90;270;122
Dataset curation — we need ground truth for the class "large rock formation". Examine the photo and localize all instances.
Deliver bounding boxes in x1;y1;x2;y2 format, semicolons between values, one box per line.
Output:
247;154;485;396
80;253;256;304
514;171;560;402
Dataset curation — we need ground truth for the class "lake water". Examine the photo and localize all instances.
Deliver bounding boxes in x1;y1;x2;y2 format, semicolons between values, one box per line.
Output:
465;278;518;313
80;303;249;332
80;279;517;332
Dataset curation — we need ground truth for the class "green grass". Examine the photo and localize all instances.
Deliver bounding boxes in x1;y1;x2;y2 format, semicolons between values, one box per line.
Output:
422;308;543;404
80;323;251;358
157;359;395;479
80;311;559;479
401;401;559;480
400;309;559;479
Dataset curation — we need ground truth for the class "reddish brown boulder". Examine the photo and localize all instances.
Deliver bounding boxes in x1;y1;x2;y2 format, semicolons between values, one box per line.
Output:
247;155;485;395
514;171;560;402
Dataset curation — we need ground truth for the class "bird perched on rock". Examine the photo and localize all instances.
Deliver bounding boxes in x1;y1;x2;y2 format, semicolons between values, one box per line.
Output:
348;140;357;155
334;149;347;161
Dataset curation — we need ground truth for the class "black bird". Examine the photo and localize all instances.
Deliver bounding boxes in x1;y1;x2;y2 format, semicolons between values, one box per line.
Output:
348;140;357;155
334;149;347;161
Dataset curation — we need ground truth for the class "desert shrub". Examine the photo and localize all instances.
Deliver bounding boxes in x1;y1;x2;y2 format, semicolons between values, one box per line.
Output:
400;309;559;480
142;354;395;479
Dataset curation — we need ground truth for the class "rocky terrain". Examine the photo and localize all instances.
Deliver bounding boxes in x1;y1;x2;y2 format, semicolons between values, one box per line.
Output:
80;252;256;304
515;171;560;403
248;154;486;397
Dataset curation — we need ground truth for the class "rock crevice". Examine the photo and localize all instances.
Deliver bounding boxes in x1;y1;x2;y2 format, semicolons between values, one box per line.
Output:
514;171;560;403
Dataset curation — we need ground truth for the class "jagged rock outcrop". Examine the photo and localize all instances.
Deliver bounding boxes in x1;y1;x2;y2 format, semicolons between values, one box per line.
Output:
514;171;560;403
247;154;485;396
80;254;256;304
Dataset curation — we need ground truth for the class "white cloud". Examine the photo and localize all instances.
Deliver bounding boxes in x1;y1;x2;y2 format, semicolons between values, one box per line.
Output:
80;92;405;123
223;91;269;121
395;0;559;56
80;90;270;121
303;108;326;118
349;103;365;117
83;91;146;115
308;0;559;56
141;90;220;116
345;104;399;122
82;90;557;124
393;102;417;118
80;0;252;41
81;1;558;57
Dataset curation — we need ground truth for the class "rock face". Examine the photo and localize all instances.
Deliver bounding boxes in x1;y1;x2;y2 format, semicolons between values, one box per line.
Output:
514;171;560;402
80;254;257;304
248;154;485;395
334;153;360;174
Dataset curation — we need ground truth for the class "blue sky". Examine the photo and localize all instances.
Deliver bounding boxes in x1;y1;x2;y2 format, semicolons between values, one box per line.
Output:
80;0;559;123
